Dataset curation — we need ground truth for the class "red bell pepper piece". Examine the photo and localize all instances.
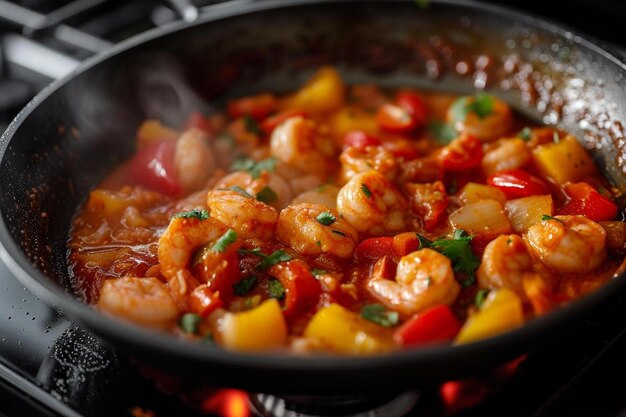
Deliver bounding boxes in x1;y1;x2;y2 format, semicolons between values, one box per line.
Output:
393;305;461;347
343;130;382;149
487;169;549;199
268;259;321;317
404;181;448;231
128;140;181;196
439;134;483;172
227;93;278;120
354;237;394;262
261;109;307;134
376;103;418;133
392;232;422;257
395;90;427;128
559;182;618;221
189;285;224;317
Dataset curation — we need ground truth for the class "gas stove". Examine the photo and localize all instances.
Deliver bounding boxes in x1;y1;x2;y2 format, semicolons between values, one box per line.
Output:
1;1;626;417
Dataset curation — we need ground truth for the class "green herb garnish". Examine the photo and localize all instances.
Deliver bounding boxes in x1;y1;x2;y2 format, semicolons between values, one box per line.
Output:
211;229;238;253
267;279;286;300
243;294;262;310
541;214;564;224
432;229;480;286
361;183;372;198
179;313;201;334
518;127;533;141
238;248;264;256
257;249;292;270
174;209;209;221
360;304;399;328
475;289;490;309
331;229;346;237
256;186;278;204
222;185;254;198
243;114;261;135
316;211;337;226
310;268;327;276
415;233;434;250
233;276;257;296
429;121;458;144
230;156;277;179
450;93;495;123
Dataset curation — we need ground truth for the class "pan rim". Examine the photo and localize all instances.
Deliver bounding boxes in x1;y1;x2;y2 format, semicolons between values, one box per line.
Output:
0;0;625;376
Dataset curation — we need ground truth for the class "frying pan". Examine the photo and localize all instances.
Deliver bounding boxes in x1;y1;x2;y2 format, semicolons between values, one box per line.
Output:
1;0;625;395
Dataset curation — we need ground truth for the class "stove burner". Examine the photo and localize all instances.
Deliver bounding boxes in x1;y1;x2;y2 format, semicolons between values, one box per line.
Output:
250;391;420;417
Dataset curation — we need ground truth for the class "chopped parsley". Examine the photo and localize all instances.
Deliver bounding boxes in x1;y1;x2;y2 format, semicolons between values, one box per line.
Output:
361;183;372;198
230;156;277;179
244;294;262;310
428;121;458;144
178;313;201;334
518;127;533;141
415;233;434;250
238;247;264;256
243;114;261;135
239;248;292;270
211;229;238;253
256;186;278;204
222;185;254;198
331;229;346;237
310;268;327;276
267;279;286;300
233;276;257;296
475;289;490;308
431;229;480;287
541;214;564;224
315;240;322;246
173;209;209;221
316;211;337;226
450;93;495;122
360;304;399;328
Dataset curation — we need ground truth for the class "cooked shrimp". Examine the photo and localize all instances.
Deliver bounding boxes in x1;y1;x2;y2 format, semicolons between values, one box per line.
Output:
339;146;398;183
158;216;227;308
97;277;179;328
292;185;340;210
174;128;216;193
525;215;606;273
337;171;408;235
481;138;531;175
276;203;358;258
448;95;513;141
214;170;292;210
477;234;531;294
270;116;336;176
367;248;460;316
207;189;278;240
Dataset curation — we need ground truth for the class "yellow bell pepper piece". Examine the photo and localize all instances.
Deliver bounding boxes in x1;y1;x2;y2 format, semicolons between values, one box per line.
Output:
459;182;506;205
455;289;524;345
217;299;287;352
329;106;379;146
532;135;597;185
136;119;179;147
284;66;345;115
303;304;394;354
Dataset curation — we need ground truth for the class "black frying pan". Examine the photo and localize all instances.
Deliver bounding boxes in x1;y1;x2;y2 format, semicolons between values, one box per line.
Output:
1;0;625;395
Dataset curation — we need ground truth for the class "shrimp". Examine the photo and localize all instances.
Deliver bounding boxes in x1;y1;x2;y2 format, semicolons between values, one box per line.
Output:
270;116;336;176
477;234;531;294
158;216;227;308
276;203;358;258
207;189;278;240
525;215;606;273
214;170;292;210
367;248;460;316
97;277;179;328
481;138;531;175
339;145;398;183
292;184;340;210
337;171;408;236
448;95;513;142
174;128;216;193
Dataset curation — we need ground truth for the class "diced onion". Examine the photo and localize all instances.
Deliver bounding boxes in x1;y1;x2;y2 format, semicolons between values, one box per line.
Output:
449;200;512;236
505;195;553;233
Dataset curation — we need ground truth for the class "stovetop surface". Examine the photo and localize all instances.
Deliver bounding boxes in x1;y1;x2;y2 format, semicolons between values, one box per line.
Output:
2;1;626;416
